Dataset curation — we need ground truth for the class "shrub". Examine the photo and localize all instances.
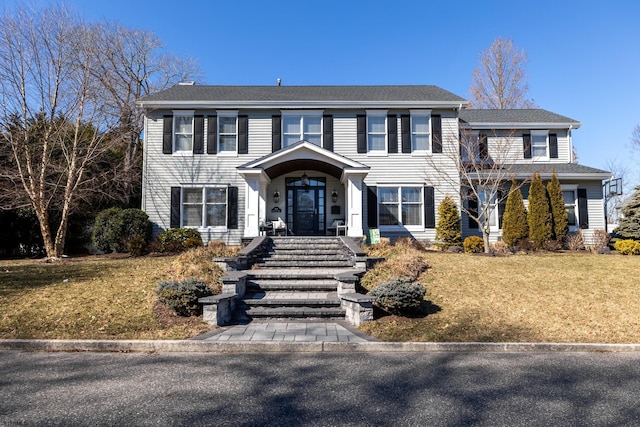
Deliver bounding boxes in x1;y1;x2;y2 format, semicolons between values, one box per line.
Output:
156;278;213;316
167;245;230;293
490;241;512;256
501;178;528;247
435;196;462;250
157;228;203;252
515;238;536;252
92;208;151;254
614;186;640;241
528;172;553;249
614;239;640;255
368;277;425;315
592;229;611;251
547;171;569;243
566;230;584;251
92;208;125;253
463;236;484;253
542;239;562;252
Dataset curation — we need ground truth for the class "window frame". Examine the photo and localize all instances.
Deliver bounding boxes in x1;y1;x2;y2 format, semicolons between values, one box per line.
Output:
461;130;480;162
561;185;579;231
366;110;388;155
377;185;424;230
410;110;432;155
172;110;195;155
181;186;228;230
530;130;549;160
216;110;238;155
281;110;323;148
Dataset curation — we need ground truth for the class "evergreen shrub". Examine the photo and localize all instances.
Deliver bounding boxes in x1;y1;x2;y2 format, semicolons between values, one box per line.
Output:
547;171;569;243
156;278;213;316
369;277;425;315
157;228;203;252
92;208;151;255
528;173;553;248
501;178;528;247
463;236;484;253
435;196;462;250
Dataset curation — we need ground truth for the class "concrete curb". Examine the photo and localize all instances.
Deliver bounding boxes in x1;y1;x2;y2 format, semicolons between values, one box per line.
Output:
2;339;640;354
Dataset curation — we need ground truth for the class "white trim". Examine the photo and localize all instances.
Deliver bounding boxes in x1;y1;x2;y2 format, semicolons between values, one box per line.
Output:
409;110;432;155
561;185;579;231
530;130;550;161
179;185;229;231
172;110;195;155
140;100;467;109
376;185;425;231
366;111;387;154
216;111;238;155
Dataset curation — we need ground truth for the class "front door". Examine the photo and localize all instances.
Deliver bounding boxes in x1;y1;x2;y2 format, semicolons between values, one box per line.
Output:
286;177;325;235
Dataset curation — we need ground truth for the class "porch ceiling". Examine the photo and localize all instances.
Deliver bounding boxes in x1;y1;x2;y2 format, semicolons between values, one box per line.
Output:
265;159;343;179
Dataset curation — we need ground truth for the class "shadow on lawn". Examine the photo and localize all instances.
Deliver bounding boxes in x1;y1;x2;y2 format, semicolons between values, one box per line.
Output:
0;260;106;298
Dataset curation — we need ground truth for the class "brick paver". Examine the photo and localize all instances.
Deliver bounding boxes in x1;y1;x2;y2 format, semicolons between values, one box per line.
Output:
202;321;374;342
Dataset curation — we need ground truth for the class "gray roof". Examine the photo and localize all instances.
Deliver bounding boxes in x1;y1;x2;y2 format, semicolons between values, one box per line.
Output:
138;84;468;108
459;109;580;127
509;163;610;179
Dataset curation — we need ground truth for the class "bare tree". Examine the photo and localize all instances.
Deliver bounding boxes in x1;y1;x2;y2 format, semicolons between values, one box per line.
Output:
0;4;200;258
469;38;535;109
426;125;525;253
632;124;640;150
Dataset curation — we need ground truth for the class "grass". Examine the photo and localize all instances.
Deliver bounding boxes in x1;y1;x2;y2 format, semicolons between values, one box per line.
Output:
360;248;640;343
0;255;213;340
2;243;639;343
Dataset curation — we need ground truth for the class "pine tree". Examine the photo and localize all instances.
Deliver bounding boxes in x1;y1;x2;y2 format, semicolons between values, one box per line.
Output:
501;178;528;246
547;171;569;243
435;195;462;250
614;186;640;240
527;172;552;248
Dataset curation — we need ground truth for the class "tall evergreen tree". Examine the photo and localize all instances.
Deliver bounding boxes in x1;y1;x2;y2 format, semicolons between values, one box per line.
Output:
547;171;569;243
527;173;552;248
435;195;462;250
501;178;528;246
614;186;640;240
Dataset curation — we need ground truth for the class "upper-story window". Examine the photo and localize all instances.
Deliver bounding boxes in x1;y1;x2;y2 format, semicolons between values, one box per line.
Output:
461;131;480;162
173;111;194;153
411;110;431;152
282;112;322;147
531;130;549;159
367;111;387;153
217;111;238;153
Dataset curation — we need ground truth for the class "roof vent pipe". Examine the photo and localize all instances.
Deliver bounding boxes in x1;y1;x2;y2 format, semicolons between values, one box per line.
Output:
277;78;281;86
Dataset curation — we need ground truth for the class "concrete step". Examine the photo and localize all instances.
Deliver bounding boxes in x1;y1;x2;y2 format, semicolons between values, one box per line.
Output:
256;260;354;268
247;279;339;292
246;306;346;319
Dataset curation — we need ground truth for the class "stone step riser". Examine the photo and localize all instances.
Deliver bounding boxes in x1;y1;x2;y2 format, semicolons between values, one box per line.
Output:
243;300;342;308
247;285;338;292
246;307;346;319
256;262;354;268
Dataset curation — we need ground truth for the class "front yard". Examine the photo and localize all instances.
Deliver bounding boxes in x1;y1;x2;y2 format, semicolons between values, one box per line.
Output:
1;248;639;343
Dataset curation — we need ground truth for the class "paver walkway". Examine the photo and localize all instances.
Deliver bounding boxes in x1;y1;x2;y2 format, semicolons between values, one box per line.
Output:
197;320;375;343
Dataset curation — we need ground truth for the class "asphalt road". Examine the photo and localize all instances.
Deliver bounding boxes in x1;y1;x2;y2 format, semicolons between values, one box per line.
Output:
2;350;640;426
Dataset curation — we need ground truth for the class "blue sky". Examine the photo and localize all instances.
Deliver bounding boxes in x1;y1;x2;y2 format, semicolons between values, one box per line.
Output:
8;0;640;186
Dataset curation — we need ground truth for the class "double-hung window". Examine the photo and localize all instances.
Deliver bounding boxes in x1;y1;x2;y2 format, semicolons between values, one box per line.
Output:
461;131;480;162
411;110;431;153
182;187;228;228
217;112;238;154
531;130;549;159
282;112;322;147
378;186;423;227
173;111;194;153
367;111;387;153
562;186;578;228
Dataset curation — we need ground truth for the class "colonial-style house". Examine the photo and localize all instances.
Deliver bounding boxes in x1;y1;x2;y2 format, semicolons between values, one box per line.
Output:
138;84;610;246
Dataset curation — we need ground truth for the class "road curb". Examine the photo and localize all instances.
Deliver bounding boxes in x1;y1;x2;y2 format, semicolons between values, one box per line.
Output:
2;339;640;354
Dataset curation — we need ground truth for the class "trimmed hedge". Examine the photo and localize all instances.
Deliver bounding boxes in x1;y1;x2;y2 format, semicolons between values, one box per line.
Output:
614;239;640;256
463;235;484;253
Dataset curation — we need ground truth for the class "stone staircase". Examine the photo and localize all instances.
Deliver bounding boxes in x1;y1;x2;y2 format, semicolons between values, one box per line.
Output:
240;237;357;320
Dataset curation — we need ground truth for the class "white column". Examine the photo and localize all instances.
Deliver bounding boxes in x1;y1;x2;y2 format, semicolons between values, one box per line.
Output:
342;170;367;238
240;170;270;238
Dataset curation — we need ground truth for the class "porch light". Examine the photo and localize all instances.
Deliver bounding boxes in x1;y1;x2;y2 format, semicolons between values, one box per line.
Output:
273;190;280;203
301;172;309;186
331;190;338;203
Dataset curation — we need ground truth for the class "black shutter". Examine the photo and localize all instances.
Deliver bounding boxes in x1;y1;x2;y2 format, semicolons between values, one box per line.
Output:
431;115;442;153
549;133;558;159
193;115;204;154
238;115;248;154
468;197;479;229
170;187;181;228
387;114;398;153
357;115;366;153
272;115;281;152
401;114;411;153
424;186;435;228
163;115;173;154
479;133;488;160
227;186;238;229
577;188;589;229
323;115;333;151
523;134;532;159
207;115;217;154
367;185;377;228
